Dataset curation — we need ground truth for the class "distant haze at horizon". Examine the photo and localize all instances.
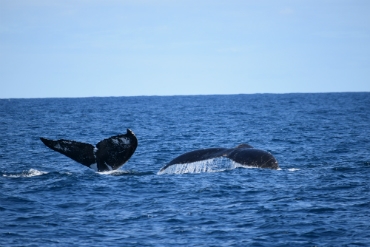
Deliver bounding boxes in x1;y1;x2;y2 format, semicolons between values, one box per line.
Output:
1;0;369;99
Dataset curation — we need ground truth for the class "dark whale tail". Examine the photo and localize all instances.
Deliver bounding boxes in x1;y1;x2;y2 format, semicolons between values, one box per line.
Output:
40;129;138;172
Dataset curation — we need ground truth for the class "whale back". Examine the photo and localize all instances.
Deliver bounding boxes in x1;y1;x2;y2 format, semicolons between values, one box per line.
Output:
159;148;228;172
161;144;279;172
227;148;279;169
235;143;254;149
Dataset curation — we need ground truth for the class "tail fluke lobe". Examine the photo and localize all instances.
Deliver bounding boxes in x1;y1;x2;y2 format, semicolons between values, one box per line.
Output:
40;138;96;167
95;129;138;170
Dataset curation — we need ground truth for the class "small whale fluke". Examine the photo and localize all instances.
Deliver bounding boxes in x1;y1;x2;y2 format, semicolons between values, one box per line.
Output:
40;129;138;172
160;144;278;172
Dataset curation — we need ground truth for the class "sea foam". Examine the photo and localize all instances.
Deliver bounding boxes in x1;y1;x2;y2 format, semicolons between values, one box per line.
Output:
3;169;48;178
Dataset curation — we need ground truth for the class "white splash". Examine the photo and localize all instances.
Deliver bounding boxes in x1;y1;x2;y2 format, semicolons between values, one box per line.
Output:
288;168;300;172
99;170;131;176
158;157;245;175
89;163;112;172
3;169;48;178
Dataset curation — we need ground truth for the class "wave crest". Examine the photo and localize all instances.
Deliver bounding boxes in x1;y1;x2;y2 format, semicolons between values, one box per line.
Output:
2;169;48;178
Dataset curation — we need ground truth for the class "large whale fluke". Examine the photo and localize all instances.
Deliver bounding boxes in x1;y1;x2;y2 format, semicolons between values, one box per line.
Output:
159;143;278;172
40;129;138;172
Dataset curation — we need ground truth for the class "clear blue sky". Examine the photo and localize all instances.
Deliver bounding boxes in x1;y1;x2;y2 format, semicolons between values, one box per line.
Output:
1;0;369;98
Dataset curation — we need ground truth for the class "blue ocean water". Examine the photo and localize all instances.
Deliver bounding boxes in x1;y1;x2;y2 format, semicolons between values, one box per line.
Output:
0;93;369;246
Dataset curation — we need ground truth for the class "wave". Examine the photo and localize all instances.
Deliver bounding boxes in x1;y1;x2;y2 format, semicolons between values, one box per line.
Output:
2;169;48;178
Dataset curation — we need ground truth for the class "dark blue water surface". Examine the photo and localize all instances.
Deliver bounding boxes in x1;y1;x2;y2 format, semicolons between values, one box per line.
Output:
1;93;369;246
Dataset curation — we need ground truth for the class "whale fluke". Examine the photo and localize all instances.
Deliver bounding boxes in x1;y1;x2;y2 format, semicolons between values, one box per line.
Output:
40;129;138;172
160;143;278;172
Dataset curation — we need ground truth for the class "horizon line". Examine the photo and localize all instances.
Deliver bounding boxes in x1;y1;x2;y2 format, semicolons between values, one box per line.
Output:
1;91;369;100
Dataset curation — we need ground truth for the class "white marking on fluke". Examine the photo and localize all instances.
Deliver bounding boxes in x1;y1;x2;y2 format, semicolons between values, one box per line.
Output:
119;137;130;144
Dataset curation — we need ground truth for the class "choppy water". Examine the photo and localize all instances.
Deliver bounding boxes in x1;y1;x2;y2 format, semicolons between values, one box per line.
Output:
1;93;369;246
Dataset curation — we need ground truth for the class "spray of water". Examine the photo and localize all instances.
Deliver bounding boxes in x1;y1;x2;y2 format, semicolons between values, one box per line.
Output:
157;157;246;175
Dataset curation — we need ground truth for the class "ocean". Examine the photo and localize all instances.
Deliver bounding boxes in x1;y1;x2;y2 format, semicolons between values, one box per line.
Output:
1;93;369;246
